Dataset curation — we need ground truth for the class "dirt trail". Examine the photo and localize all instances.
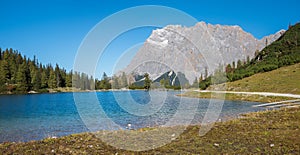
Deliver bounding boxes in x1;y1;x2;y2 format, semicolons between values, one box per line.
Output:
194;90;300;99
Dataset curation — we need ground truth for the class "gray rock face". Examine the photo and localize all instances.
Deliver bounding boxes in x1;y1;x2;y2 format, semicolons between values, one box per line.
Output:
124;22;285;84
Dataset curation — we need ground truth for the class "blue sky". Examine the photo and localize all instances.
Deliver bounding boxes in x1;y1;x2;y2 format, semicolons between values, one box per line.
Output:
0;0;299;78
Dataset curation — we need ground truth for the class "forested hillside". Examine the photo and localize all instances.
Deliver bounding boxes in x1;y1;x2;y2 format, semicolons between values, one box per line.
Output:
226;22;300;81
0;48;95;94
199;22;300;89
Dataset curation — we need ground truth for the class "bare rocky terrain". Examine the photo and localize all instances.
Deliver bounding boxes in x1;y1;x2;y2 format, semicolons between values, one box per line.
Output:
124;22;285;84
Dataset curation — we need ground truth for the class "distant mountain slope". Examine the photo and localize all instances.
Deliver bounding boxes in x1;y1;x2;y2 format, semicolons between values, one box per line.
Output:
225;23;300;82
124;21;284;84
131;70;189;88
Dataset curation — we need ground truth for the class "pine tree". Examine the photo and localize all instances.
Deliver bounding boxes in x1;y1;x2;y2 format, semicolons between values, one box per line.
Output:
1;59;10;83
2;49;11;84
89;76;95;90
120;72;128;88
29;61;36;84
102;72;108;81
55;64;61;88
32;68;41;91
204;67;208;79
65;71;72;87
163;78;170;88
9;56;17;84
237;60;243;69
199;74;203;82
112;75;120;89
25;59;31;90
59;69;66;87
246;56;250;64
72;71;80;88
0;61;6;91
38;64;46;89
48;70;57;89
16;62;29;93
144;73;151;90
80;72;87;90
192;77;198;88
82;73;89;90
41;70;48;88
225;64;232;73
159;79;165;88
99;72;111;90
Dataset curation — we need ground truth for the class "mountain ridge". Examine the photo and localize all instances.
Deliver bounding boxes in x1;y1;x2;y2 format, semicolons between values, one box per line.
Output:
123;21;285;84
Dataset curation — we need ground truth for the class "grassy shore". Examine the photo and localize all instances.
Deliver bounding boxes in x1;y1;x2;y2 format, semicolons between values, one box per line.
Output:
1;107;299;154
178;91;294;103
178;63;300;103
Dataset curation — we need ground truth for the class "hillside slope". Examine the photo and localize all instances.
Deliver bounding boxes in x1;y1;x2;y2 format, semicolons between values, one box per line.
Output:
226;23;300;82
210;63;300;94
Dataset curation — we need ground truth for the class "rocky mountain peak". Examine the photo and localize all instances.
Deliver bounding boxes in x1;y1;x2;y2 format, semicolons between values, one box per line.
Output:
123;22;285;84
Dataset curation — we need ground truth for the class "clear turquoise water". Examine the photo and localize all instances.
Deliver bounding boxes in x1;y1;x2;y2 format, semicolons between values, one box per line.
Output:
0;90;263;142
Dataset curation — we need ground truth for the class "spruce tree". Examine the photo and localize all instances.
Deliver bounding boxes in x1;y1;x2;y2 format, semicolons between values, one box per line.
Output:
112;75;120;89
159;79;165;88
72;71;80;88
99;72;111;90
164;78;170;88
59;69;66;87
89;76;95;90
192;77;199;88
29;61;36;83
199;74;203;82
16;62;29;93
1;60;10;83
65;71;72;87
144;73;151;90
48;70;57;89
204;67;208;79
41;69;48;88
0;61;6;91
120;72;128;88
9;57;17;84
55;64;61;88
32;68;41;91
237;60;243;69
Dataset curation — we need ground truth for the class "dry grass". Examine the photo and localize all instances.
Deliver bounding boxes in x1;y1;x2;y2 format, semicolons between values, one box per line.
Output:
210;63;300;94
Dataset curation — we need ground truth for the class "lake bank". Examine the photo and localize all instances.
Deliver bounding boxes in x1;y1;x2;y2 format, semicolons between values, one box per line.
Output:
1;107;299;154
14;87;299;105
178;90;297;103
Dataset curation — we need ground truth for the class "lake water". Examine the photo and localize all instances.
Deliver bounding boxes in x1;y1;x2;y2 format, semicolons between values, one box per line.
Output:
0;90;263;142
